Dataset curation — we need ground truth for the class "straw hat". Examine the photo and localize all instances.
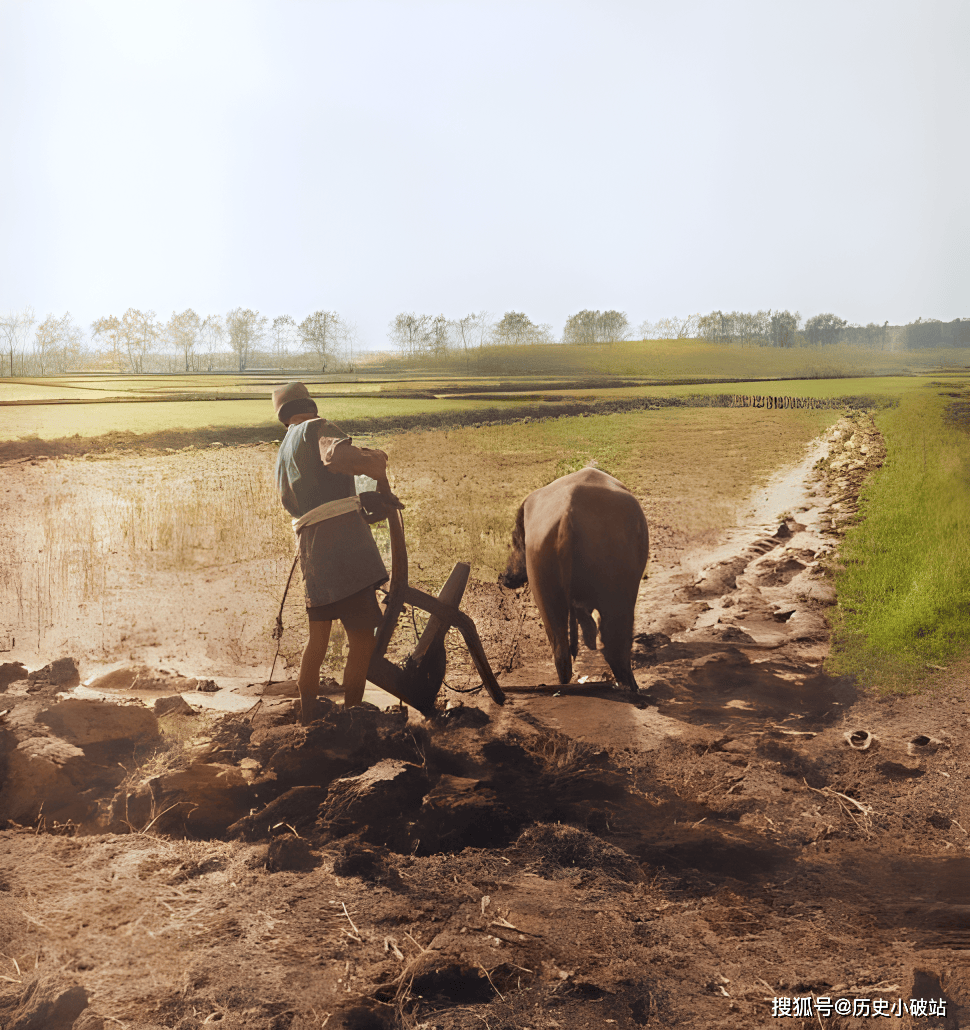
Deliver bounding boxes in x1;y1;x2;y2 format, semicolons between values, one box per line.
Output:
272;382;319;425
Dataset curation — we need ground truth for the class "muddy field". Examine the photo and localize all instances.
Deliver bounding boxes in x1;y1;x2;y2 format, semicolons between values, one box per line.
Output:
1;414;969;1029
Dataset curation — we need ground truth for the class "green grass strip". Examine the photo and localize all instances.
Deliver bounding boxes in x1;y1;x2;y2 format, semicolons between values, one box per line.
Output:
828;382;970;691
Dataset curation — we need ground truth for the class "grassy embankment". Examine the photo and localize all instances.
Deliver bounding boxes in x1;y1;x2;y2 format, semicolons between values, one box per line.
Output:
827;378;970;691
369;337;970;379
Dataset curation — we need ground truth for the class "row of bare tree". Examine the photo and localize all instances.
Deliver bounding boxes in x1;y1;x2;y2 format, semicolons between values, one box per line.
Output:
0;308;359;376
387;311;561;356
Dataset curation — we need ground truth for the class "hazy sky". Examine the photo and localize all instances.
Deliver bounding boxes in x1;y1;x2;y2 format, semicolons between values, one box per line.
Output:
1;0;967;350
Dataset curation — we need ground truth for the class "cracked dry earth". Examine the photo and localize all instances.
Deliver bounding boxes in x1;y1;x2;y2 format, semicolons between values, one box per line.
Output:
2;412;970;1030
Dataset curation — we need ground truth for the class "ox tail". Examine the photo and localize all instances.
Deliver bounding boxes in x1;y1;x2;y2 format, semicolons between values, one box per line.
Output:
498;502;528;589
551;514;575;684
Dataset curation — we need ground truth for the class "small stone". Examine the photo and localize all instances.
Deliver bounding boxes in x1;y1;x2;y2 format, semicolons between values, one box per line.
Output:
195;679;219;693
691;651;739;668
154;694;196;717
0;661;28;690
266;835;317;873
27;657;79;688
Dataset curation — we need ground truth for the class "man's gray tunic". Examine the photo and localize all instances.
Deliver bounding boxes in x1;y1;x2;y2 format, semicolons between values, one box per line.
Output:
275;419;388;608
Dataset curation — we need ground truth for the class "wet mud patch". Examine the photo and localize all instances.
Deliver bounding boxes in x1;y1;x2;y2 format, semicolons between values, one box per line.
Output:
635;643;858;732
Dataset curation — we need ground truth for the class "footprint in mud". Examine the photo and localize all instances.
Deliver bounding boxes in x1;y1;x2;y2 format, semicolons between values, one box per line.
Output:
753;549;818;586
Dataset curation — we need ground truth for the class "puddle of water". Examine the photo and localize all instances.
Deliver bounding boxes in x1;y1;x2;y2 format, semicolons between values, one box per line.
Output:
67;679;259;714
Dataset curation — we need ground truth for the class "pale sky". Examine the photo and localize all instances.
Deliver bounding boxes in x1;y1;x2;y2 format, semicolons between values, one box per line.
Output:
1;0;967;350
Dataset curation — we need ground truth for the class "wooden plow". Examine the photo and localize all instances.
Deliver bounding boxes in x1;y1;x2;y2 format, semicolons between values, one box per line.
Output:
365;506;506;716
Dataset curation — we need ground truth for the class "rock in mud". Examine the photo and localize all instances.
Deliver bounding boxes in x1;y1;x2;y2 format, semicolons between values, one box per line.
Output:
411;775;516;854
331;841;403;887
706;625;758;644
147;762;256;837
266;834;317;872
635;631;672;651
262;705;423;789
0;661;27;690
691;650;747;669
37;698;159;748
5;974;88;1030
153;694;196;717
0;735;125;827
436;704;490;729
228;785;329;841
517;823;641;882
318;759;430;842
785;609;830;641
26;657;79;690
85;665;200;694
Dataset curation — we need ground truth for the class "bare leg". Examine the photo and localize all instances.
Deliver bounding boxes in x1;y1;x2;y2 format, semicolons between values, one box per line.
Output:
298;619;331;722
342;625;377;707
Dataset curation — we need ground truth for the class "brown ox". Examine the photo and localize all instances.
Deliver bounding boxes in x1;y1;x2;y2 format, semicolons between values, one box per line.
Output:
499;467;648;690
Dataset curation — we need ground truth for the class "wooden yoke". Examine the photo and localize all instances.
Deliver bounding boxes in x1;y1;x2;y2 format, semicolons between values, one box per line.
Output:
366;506;506;716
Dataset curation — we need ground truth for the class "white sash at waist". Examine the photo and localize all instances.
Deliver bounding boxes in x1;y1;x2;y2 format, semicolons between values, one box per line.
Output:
292;495;361;533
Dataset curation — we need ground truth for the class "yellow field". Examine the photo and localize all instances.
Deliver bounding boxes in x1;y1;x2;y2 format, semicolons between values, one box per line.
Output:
379;406;838;585
0;395;517;442
0;371;928;446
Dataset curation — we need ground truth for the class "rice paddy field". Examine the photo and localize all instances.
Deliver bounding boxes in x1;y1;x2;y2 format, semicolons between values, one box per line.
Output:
3;355;970;693
0;370;939;445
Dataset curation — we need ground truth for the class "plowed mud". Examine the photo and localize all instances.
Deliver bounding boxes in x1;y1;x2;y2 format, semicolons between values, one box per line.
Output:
1;413;969;1030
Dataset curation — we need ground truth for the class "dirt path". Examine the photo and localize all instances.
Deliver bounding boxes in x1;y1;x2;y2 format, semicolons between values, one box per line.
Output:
2;415;969;1029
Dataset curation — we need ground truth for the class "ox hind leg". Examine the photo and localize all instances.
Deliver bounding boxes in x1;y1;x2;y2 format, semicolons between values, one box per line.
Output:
530;565;573;686
599;596;638;692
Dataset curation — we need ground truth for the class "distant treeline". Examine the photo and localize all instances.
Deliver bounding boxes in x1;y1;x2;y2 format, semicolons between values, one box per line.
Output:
692;312;970;349
1;302;968;378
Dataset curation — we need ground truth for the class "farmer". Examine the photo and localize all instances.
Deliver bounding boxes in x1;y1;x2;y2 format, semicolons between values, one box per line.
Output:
272;382;402;721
